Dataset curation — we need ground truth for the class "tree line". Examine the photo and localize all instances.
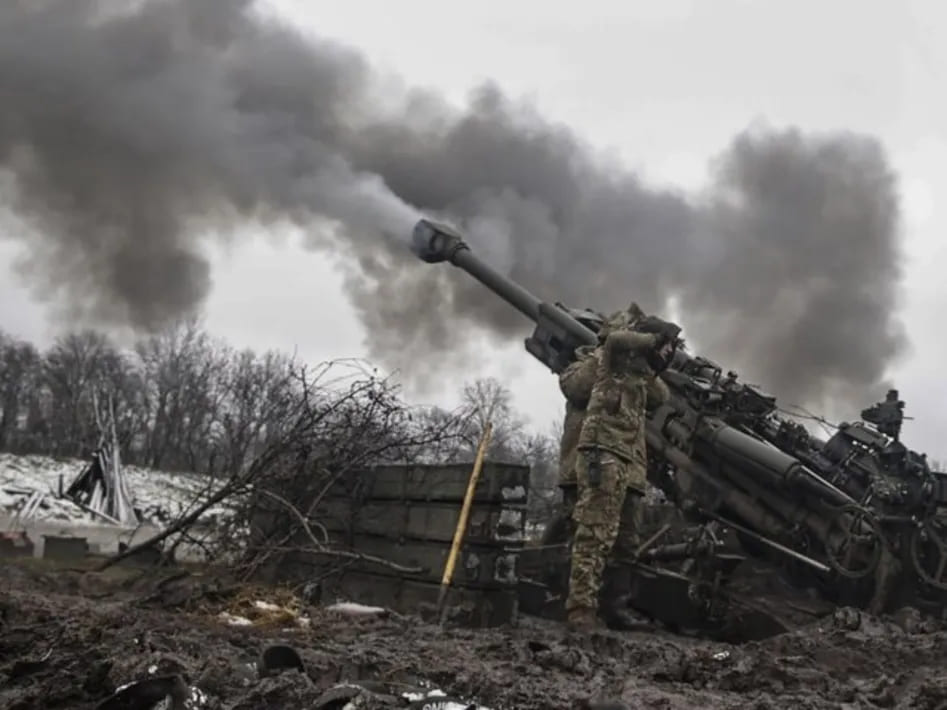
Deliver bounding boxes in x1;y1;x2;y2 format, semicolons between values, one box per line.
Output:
0;318;562;520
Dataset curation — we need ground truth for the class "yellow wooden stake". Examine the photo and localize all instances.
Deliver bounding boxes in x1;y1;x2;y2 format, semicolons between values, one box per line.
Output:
436;421;493;623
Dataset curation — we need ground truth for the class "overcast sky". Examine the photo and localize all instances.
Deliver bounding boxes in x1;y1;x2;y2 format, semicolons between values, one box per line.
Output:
1;0;945;460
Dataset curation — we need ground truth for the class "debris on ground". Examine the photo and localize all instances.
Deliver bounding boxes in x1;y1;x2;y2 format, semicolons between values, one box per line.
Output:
3;558;947;709
324;601;392;618
213;584;310;630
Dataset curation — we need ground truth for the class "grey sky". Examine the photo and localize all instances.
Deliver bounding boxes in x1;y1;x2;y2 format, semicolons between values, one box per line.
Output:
1;0;945;459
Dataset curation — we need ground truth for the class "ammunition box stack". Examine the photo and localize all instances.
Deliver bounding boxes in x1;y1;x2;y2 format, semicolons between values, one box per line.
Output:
263;461;530;627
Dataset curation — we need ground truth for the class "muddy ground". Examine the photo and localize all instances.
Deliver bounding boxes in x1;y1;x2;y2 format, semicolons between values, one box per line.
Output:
3;558;947;710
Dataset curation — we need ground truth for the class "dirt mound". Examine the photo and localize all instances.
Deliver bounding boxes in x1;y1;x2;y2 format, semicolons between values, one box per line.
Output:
3;559;947;709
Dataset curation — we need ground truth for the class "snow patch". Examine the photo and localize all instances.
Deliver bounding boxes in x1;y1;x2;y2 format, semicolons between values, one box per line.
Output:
500;485;526;500
326;601;389;616
252;600;281;612
401;687;493;709
218;612;253;626
496;508;525;541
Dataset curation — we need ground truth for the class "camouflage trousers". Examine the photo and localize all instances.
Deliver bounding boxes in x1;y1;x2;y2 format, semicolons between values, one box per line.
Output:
565;450;644;614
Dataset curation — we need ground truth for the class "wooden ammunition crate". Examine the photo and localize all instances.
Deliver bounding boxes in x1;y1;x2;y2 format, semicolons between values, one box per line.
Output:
256;461;529;627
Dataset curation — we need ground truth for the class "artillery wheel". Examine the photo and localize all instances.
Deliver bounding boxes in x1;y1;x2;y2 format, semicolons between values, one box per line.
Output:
823;505;884;580
909;518;947;592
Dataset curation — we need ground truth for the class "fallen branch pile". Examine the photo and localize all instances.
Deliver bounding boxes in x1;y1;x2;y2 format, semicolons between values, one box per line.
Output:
97;359;468;578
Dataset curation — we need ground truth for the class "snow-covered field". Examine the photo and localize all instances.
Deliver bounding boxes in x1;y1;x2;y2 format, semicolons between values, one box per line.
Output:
0;452;237;561
0;452;231;527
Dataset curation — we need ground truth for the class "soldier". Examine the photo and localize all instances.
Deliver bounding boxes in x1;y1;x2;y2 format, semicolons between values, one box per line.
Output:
555;304;645;536
599;357;672;630
565;311;682;631
556;306;674;628
530;344;601;602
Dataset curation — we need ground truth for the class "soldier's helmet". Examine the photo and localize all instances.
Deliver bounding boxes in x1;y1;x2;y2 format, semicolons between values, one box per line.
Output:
635;315;683;343
634;315;684;372
597;302;646;340
625;302;646;323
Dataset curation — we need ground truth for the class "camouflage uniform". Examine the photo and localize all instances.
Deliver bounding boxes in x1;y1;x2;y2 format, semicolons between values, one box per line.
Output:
558;345;599;491
557;344;668;527
566;314;679;626
556;303;647;494
528;345;600;597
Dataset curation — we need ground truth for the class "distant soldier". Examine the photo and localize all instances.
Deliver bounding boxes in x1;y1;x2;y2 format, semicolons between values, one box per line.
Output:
565;310;682;631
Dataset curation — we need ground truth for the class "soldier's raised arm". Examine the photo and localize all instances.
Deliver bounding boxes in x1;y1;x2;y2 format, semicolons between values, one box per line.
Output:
604;330;661;355
606;314;682;359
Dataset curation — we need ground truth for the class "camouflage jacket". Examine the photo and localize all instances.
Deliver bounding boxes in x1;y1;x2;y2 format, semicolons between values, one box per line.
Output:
557;401;584;487
559;339;667;484
577;331;662;467
557;345;597;486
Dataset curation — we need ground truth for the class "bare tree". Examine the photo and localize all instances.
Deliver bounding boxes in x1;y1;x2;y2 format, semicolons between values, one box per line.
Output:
457;377;526;461
0;332;40;452
549;415;564;450
42;331;116;456
405;404;471;463
89;344;149;456
520;429;560;523
455;376;561;525
215;348;298;475
135;317;227;471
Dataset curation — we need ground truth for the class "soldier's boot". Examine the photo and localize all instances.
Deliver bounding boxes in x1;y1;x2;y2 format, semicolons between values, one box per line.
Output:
600;564;650;631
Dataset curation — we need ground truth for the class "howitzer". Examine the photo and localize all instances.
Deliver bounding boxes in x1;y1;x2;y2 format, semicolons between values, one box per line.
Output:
411;218;947;632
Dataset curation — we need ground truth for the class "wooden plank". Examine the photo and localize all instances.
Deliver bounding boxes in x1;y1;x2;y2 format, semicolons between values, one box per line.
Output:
313;498;527;544
330;462;529;503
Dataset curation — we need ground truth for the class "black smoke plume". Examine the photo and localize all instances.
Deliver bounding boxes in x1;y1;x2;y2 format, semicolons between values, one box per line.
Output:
0;0;906;412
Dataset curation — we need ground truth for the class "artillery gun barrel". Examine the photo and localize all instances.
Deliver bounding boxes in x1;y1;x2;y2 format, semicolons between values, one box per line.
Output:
703;422;854;507
646;429;806;544
657;412;853;507
411;219;598;348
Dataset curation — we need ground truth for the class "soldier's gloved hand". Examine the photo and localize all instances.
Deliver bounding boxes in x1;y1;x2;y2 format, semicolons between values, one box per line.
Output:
636;316;681;345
